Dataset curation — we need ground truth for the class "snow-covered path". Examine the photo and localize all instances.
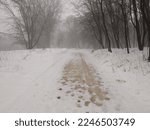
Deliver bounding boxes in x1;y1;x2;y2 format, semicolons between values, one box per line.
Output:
0;49;101;112
0;49;74;112
0;49;150;113
0;49;110;113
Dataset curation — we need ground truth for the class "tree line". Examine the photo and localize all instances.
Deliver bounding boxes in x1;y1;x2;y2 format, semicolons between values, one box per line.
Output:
74;0;150;61
0;0;61;49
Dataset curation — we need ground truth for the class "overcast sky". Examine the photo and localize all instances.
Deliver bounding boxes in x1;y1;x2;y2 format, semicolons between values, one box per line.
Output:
61;0;75;19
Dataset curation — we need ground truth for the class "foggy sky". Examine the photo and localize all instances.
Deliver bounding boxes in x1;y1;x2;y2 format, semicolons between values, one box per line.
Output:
0;0;75;33
0;10;9;33
61;0;75;20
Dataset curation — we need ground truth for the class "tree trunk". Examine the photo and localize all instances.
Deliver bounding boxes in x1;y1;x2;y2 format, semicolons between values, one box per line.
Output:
120;0;130;53
132;0;143;51
100;0;112;52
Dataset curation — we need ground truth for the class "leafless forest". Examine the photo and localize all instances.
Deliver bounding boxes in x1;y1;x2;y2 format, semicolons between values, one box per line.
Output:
1;0;150;61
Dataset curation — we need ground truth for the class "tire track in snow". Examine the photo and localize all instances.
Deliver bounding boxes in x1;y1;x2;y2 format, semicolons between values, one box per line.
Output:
59;53;110;110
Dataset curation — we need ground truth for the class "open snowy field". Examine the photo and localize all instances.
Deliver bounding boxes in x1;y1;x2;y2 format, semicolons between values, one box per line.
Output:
0;48;150;113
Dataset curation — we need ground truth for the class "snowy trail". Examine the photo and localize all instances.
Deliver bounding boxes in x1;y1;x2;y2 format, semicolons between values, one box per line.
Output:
0;49;74;112
2;52;103;112
0;49;150;112
58;53;109;112
0;49;110;113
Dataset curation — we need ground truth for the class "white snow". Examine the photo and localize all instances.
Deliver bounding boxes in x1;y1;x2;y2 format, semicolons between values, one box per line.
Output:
91;48;150;112
0;48;150;112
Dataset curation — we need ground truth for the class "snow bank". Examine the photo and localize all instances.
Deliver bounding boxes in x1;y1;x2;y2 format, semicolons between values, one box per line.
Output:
92;48;150;112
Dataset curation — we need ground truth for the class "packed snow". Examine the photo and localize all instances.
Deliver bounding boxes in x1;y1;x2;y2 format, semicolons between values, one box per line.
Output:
0;48;150;112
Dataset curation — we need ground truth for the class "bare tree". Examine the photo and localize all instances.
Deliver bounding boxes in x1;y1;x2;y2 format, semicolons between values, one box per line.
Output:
80;0;105;49
0;0;61;49
129;0;144;51
140;0;150;61
99;0;112;52
105;0;122;49
73;0;129;52
118;0;130;53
